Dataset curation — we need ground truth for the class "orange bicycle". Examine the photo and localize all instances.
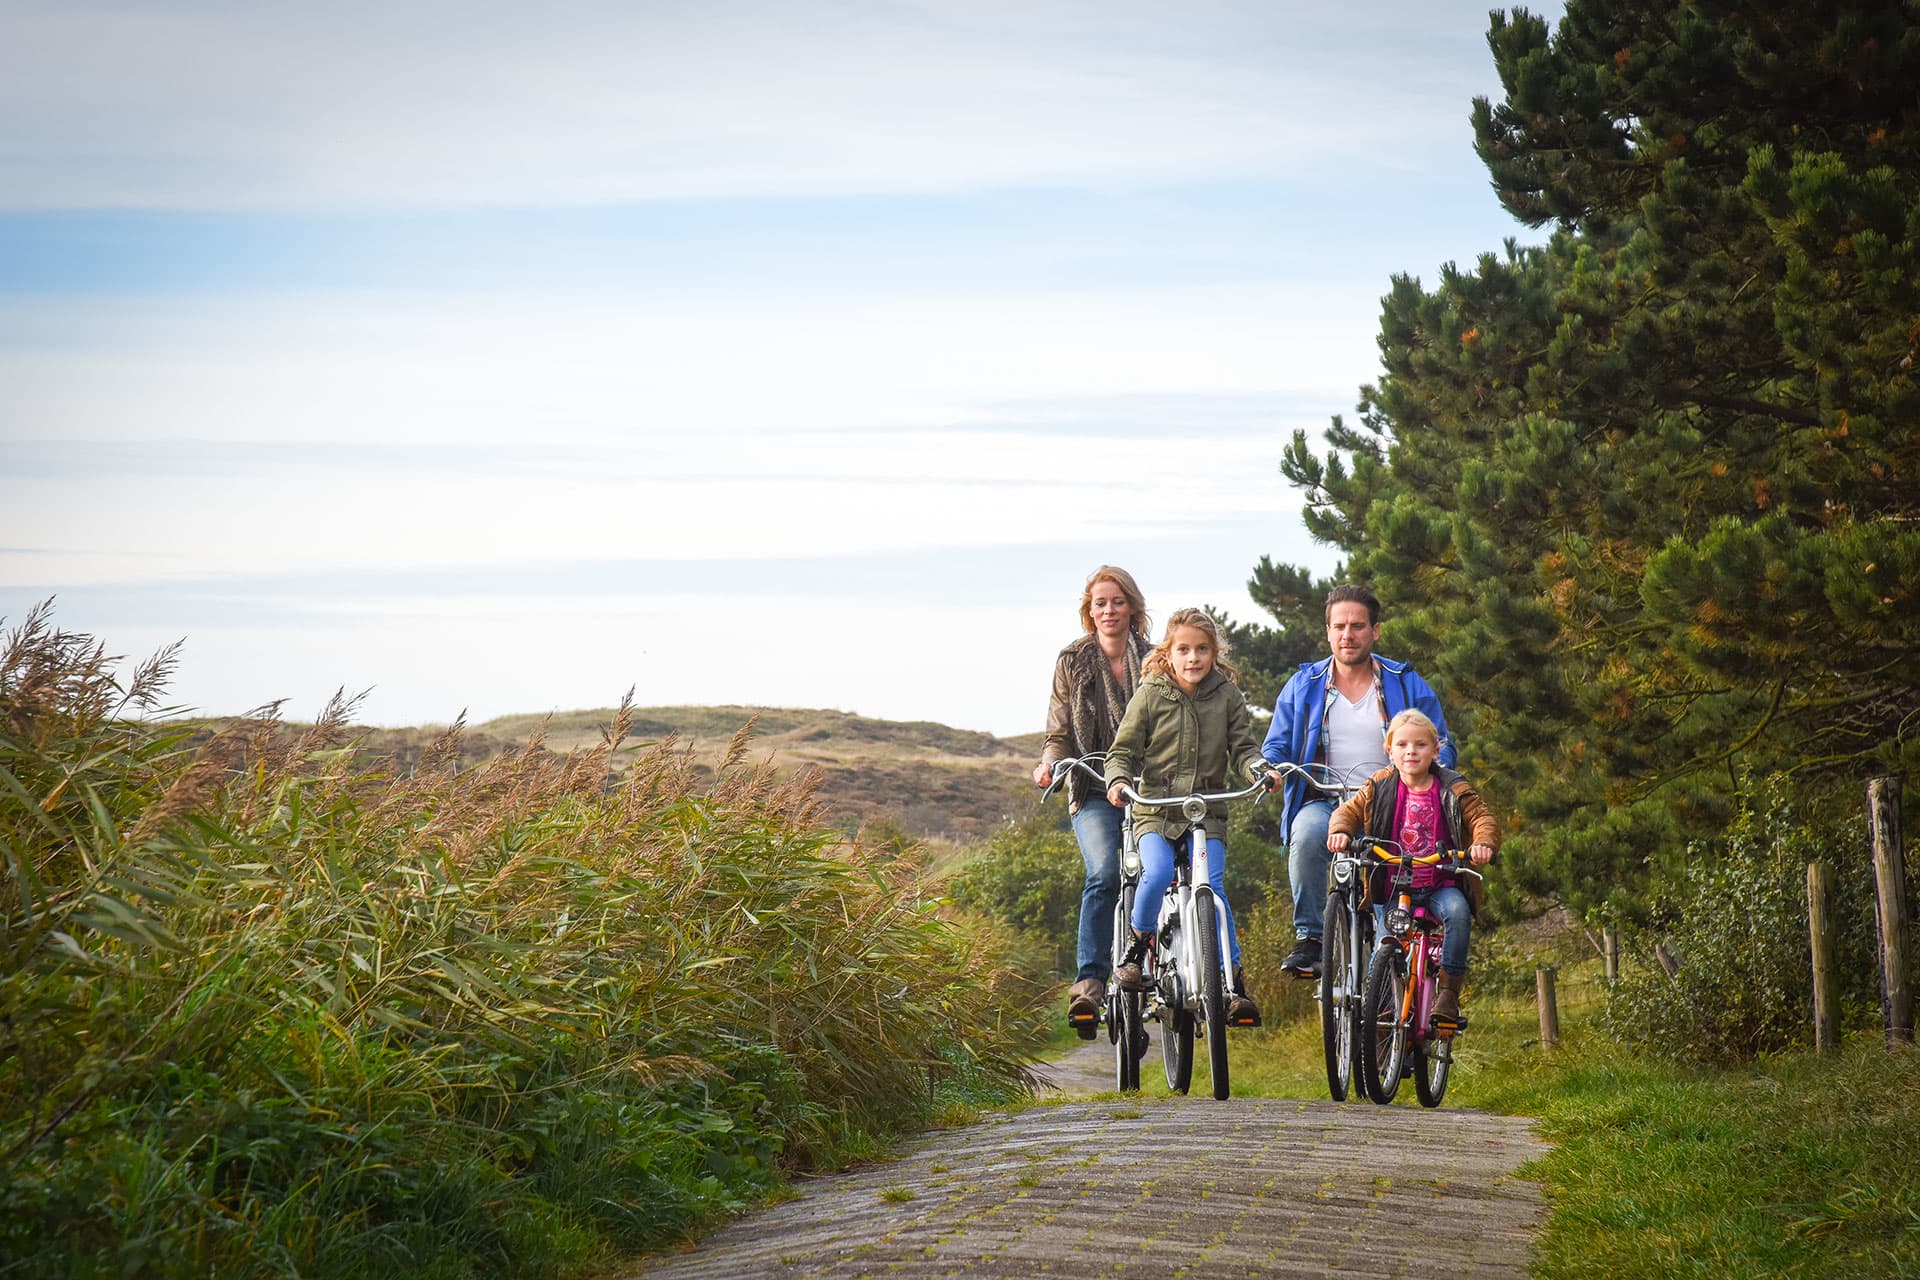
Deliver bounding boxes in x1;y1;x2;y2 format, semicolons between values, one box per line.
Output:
1354;836;1482;1107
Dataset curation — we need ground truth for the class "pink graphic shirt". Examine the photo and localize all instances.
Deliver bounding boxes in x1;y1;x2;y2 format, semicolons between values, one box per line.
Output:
1393;781;1453;889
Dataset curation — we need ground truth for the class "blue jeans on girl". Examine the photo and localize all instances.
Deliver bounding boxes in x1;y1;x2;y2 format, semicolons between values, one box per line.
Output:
1129;830;1242;966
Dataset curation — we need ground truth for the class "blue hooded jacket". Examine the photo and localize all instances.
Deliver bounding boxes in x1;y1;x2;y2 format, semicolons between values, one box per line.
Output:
1259;655;1456;832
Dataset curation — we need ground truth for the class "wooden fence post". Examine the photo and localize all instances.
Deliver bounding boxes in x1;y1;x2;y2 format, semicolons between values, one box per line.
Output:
1536;965;1559;1052
1869;776;1913;1046
1602;927;1619;981
1808;860;1837;1055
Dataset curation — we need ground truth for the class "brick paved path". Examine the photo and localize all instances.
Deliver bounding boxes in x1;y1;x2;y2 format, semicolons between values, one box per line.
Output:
624;1042;1548;1279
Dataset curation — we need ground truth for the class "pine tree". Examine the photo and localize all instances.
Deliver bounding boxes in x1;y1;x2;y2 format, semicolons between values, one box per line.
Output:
1253;1;1920;914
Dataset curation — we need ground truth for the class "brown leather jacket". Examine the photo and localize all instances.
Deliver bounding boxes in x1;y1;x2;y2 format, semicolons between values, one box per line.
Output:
1328;765;1499;912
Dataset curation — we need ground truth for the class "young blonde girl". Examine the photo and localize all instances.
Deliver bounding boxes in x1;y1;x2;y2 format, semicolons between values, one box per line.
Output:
1326;709;1497;1022
1102;608;1274;1025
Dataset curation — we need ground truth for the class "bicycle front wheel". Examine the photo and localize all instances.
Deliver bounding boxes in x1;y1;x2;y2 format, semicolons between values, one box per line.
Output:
1360;941;1407;1104
1193;886;1230;1100
1319;888;1356;1102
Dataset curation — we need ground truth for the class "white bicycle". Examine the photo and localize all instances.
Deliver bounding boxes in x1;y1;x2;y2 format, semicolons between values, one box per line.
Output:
1121;774;1270;1099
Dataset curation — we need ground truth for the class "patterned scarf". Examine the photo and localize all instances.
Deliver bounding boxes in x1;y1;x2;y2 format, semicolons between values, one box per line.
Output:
1066;633;1148;806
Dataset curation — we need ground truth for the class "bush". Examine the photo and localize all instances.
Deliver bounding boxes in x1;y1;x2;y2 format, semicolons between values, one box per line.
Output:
0;604;1045;1279
1602;778;1883;1062
944;804;1084;977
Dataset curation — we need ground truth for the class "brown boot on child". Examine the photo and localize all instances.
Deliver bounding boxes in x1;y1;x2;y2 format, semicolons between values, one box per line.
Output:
1113;928;1154;991
1433;970;1465;1024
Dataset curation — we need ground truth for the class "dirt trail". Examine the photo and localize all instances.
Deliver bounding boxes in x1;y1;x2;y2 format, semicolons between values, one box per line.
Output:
623;1039;1548;1279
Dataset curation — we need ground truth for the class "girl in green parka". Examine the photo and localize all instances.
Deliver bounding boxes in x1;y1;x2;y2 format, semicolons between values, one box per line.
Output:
1104;608;1276;1025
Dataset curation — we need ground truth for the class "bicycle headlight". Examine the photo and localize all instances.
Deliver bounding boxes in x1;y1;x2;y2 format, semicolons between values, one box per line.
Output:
1181;797;1208;823
1331;858;1355;886
1387;906;1413;935
1122;846;1142;876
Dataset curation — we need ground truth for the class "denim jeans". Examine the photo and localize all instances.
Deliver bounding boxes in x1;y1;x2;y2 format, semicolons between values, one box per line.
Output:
1130;831;1243;967
1070;796;1124;984
1287;799;1335;940
1372;884;1473;975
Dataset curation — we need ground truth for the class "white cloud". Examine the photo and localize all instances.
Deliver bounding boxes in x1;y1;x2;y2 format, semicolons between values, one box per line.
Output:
4;280;1380;445
2;1;1502;208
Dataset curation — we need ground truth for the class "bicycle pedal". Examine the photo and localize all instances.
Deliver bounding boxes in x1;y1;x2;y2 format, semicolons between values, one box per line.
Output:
1427;1014;1468;1034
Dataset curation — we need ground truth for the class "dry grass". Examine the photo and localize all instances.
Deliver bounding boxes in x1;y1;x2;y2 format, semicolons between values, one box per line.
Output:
0;603;1048;1279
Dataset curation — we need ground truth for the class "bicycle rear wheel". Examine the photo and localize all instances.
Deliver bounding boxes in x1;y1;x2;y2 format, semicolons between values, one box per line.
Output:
1318;888;1356;1102
1359;941;1407;1104
1194;886;1229;1100
1114;988;1143;1092
1414;1035;1451;1107
1161;1006;1193;1093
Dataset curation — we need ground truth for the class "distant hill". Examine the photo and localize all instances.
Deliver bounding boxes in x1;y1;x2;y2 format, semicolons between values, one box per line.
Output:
297;706;1049;847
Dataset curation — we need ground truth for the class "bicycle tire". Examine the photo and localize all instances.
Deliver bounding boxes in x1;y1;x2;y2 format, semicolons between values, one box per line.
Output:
1161;1006;1193;1093
1414;1035;1451;1107
1319;887;1356;1102
1194;886;1230;1100
1359;941;1407;1104
1114;988;1143;1092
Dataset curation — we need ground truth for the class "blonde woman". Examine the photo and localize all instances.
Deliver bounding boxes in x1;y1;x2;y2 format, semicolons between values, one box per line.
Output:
1034;566;1153;1033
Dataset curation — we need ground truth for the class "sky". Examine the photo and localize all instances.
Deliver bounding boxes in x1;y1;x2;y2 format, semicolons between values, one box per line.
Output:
1;0;1562;739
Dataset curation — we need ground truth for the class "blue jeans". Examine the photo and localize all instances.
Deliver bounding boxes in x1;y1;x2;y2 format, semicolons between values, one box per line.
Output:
1070;796;1124;984
1130;831;1242;967
1287;799;1335;940
1373;885;1473;975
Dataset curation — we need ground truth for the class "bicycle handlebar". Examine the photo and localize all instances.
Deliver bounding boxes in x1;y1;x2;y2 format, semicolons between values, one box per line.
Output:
1347;834;1486;878
1040;754;1270;812
1112;776;1269;809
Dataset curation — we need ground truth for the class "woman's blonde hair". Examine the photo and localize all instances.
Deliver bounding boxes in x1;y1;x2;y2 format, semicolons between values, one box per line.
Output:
1144;607;1240;684
1078;565;1151;640
1384;708;1440;748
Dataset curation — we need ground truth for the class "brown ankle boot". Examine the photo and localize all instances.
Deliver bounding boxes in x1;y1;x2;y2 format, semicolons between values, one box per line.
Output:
1113;928;1154;991
1433;970;1464;1024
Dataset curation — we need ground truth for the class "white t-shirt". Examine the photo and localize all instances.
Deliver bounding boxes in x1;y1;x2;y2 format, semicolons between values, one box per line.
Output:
1324;684;1388;782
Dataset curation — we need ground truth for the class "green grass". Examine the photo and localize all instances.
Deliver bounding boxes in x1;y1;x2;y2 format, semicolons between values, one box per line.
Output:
1221;959;1920;1279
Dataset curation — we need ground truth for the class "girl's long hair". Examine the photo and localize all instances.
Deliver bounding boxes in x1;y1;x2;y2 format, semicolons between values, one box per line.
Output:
1144;607;1240;684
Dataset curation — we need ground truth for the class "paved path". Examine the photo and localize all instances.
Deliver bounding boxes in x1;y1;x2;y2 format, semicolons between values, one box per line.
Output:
623;1040;1548;1279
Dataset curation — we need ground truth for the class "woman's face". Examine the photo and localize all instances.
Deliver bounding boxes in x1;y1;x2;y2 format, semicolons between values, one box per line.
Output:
1088;580;1134;637
1166;624;1216;692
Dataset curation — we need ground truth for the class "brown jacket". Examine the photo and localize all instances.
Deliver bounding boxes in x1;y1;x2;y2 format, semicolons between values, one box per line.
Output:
1328;765;1499;911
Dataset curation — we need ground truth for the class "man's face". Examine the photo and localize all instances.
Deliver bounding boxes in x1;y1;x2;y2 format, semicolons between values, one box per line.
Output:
1326;601;1379;668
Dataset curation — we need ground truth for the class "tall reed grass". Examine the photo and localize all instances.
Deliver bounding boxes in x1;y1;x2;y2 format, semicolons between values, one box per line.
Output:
1;603;1044;1278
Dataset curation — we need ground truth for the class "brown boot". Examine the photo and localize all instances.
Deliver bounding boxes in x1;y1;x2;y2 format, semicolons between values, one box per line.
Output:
1113;928;1154;992
1433;970;1465;1025
1066;978;1104;1038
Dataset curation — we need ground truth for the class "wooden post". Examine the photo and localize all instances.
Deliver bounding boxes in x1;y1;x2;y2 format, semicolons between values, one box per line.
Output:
1602;927;1619;981
1536;965;1559;1052
1808;861;1838;1055
1869;776;1913;1045
1654;940;1680;977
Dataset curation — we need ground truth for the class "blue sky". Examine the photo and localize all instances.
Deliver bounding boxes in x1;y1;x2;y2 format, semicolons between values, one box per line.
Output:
2;1;1562;737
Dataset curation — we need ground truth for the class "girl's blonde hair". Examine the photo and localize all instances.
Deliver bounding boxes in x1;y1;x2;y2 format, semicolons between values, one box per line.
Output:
1384;708;1440;748
1078;565;1151;640
1145;607;1240;684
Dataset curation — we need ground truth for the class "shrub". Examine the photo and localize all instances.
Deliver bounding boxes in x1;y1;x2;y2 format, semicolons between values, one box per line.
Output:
0;603;1044;1279
1602;778;1883;1062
